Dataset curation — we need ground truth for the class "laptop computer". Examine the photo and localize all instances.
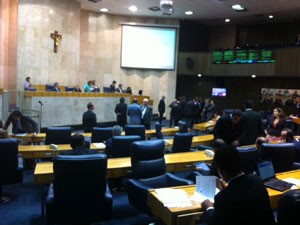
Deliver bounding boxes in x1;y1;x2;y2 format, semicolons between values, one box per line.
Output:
257;160;293;192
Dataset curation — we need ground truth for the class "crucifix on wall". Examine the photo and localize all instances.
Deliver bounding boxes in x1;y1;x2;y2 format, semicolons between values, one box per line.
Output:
50;30;62;53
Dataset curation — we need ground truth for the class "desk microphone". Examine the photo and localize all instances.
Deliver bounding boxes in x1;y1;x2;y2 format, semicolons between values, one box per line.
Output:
38;100;43;106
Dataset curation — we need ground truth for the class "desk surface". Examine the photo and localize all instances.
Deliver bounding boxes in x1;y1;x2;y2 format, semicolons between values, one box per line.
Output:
34;151;213;184
148;170;300;225
193;120;216;132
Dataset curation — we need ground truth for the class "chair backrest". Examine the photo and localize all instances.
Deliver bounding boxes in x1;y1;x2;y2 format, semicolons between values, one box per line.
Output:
124;125;146;140
0;139;22;185
236;146;258;174
25;87;36;91
91;127;114;143
111;135;141;158
103;87;111;93
277;189;300;225
52;154;108;218
46;84;54;91
130;139;166;179
171;132;193;153
65;86;75;92
260;143;296;173
178;120;188;133
155;122;163;139
45;127;72;145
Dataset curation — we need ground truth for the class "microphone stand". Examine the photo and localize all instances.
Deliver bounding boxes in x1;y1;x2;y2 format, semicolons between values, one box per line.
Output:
38;101;43;132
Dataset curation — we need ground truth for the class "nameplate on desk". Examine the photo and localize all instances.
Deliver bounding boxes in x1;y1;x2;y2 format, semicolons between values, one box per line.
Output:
14;133;28;137
93;143;106;149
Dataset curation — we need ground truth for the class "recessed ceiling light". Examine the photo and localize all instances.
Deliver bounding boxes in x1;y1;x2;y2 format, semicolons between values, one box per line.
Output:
128;5;137;12
225;18;230;23
100;8;108;12
185;11;193;15
197;74;202;77
269;15;274;19
251;74;256;78
232;4;245;11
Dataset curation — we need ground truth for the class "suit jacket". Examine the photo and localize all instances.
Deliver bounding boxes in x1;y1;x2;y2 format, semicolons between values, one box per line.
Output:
140;105;153;125
202;174;276;225
239;109;264;145
127;103;141;125
82;109;97;132
5;114;38;134
205;103;217;120
60;147;97;155
158;99;165;114
115;103;127;123
213;115;241;145
52;87;61;92
266;117;285;137
116;87;123;93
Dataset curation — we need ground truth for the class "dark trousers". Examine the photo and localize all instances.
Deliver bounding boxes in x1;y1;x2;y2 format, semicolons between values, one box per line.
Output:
159;112;164;124
141;119;151;130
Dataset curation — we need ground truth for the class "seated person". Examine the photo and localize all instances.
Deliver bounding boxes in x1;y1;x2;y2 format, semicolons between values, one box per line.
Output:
199;144;276;225
178;120;188;133
83;80;93;92
265;108;285;137
4;110;38;136
74;85;82;92
0;130;9;139
126;86;132;94
52;82;61;92
60;134;97;155
105;125;123;157
24;76;31;90
90;80;100;92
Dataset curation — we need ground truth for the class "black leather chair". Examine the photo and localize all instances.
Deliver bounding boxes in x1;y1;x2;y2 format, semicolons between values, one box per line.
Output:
155;122;163;139
91;127;113;143
110;135;141;158
236;146;258;174
260;143;296;173
178;120;188;133
45;127;72;145
46;154;113;225
0;139;23;203
103;87;111;93
65;86;75;92
46;84;55;92
170;132;193;153
127;140;194;214
124;125;146;140
277;189;300;225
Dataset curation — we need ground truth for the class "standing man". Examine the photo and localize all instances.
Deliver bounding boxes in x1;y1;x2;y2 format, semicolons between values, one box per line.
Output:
115;97;127;127
140;98;153;130
82;102;97;132
5;110;38;135
158;96;166;124
169;99;181;127
127;98;141;125
110;80;117;93
239;99;265;145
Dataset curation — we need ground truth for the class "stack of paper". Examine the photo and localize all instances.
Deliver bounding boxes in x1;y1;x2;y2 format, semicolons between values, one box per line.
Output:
155;188;193;208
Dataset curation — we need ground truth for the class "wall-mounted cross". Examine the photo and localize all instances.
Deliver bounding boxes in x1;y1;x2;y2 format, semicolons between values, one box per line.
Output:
50;31;62;53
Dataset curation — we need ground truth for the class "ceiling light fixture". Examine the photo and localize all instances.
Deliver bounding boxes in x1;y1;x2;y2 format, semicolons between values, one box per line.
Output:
269;15;274;19
225;18;230;23
197;74;202;77
128;5;137;12
251;74;256;78
232;4;245;11
100;8;108;12
185;11;193;15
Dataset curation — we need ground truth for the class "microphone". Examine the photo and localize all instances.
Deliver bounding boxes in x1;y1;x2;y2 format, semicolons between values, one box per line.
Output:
38;100;43;106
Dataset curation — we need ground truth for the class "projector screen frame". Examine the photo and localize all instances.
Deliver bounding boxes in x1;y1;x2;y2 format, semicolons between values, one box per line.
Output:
120;23;179;70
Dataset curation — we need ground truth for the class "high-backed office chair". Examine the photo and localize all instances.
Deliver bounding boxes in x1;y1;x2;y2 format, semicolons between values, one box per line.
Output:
124;125;146;140
103;87;111;93
46;154;113;225
155;122;163;139
170;132;193;153
277;189;300;225
45;127;72;145
178;120;188;133
46;84;55;92
65;86;75;92
25;87;37;91
91;127;113;143
236;146;258;174
127;140;193;214
0;139;23;203
260;143;296;173
110;135;141;158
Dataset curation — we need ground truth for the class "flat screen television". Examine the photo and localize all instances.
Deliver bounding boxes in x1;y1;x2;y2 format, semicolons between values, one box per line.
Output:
121;24;177;70
212;88;227;97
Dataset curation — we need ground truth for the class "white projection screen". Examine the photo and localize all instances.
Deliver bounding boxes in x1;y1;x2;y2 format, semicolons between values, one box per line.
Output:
121;24;177;70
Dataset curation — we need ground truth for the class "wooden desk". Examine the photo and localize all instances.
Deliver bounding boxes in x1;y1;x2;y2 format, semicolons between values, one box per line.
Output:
193;121;216;132
292;117;300;125
34;151;213;185
10;133;46;143
148;170;300;225
19;143;105;159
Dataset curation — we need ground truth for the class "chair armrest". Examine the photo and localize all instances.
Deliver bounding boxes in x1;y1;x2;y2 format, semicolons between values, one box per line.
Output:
46;183;54;204
17;153;24;170
293;162;300;170
166;173;194;186
104;183;113;202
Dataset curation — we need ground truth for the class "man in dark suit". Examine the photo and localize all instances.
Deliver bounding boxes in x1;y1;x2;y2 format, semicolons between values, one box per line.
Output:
60;134;97;155
110;80;116;93
4;110;38;135
199;144;276;225
239;99;264;145
116;84;124;93
105;125;123;157
82;102;97;132
158;96;165;124
127;98;142;125
213;109;242;146
115;97;127;127
169;99;181;127
52;82;61;92
140;98;153;129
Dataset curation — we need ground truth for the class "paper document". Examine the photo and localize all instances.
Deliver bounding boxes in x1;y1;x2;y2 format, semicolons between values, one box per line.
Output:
14;133;28;136
92;143;106;149
155;188;192;208
283;178;300;187
192;175;216;202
